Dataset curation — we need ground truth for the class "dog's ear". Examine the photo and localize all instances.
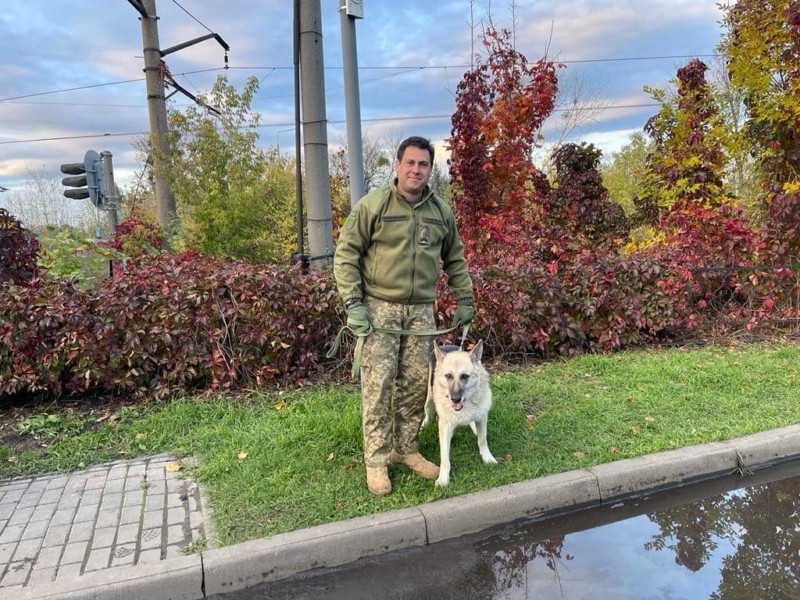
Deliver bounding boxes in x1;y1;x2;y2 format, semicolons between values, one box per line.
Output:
434;344;446;363
470;339;484;363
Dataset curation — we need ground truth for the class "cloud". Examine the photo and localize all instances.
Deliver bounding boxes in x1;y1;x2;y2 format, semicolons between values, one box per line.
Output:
0;0;725;193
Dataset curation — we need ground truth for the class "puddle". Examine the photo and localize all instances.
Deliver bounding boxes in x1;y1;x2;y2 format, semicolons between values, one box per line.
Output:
211;459;800;599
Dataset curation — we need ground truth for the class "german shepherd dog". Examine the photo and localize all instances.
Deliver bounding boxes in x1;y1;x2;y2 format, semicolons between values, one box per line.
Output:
421;340;496;486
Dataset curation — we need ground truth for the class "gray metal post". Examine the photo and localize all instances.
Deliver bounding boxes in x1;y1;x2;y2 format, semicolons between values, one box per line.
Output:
299;0;334;268
140;0;176;232
340;3;365;206
100;151;119;235
293;0;305;267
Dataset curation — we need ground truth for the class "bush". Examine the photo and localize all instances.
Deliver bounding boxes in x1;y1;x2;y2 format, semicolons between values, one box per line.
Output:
3;246;800;403
0;209;40;286
1;251;344;401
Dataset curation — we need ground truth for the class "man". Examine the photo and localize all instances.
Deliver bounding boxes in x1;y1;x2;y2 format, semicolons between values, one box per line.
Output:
333;136;474;496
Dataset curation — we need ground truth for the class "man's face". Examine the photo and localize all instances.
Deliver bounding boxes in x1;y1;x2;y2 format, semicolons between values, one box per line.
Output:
395;146;432;201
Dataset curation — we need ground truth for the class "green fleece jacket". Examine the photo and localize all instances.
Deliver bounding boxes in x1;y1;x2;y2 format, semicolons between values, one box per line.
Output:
333;182;473;305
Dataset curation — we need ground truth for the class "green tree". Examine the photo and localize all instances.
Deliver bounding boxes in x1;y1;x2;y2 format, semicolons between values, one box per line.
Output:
720;0;800;190
641;59;729;211
720;0;800;261
601;132;652;214
166;76;295;262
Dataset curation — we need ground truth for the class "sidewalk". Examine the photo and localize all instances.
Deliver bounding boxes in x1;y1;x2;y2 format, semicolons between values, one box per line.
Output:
5;425;800;600
0;454;209;598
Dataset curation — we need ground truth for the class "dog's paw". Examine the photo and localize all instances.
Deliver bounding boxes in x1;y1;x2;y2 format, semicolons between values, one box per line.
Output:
421;416;430;428
435;474;449;487
481;452;497;465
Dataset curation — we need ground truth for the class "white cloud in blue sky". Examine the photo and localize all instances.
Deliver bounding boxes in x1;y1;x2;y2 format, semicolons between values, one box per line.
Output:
0;0;725;194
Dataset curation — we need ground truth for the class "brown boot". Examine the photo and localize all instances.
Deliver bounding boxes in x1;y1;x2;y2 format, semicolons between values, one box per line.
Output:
390;450;440;480
366;466;391;496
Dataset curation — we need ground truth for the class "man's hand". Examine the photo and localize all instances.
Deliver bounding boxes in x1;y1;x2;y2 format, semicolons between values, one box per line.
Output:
453;298;474;327
346;299;372;335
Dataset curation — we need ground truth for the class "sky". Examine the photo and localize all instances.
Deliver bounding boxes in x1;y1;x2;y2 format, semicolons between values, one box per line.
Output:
0;0;727;201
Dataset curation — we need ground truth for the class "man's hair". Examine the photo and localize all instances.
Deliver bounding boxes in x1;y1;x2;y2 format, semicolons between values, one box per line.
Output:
396;136;435;163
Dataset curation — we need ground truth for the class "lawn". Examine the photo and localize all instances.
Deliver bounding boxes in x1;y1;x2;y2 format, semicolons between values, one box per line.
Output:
1;341;799;547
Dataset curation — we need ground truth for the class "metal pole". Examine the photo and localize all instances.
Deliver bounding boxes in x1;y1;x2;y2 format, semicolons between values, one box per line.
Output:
293;0;305;268
100;151;119;235
100;151;118;277
299;0;334;269
140;0;176;232
340;2;365;206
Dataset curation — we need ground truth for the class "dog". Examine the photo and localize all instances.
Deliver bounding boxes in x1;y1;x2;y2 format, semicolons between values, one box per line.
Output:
421;340;496;486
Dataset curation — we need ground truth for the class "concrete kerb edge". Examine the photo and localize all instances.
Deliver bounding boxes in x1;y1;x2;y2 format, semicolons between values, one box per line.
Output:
420;469;601;544
589;423;800;503
19;554;203;600
201;507;427;596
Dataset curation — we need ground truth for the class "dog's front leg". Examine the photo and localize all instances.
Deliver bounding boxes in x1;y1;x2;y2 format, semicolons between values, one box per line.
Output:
436;424;455;487
474;419;497;464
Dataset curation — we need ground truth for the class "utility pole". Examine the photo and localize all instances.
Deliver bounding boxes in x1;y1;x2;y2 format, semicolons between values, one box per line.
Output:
137;0;177;232
340;0;365;206
299;0;334;269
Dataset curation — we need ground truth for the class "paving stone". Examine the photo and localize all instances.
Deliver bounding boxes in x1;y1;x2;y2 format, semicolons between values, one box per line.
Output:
56;492;81;510
137;548;161;563
69;521;94;543
101;492;124;512
0;525;24;544
55;561;81;581
145;493;165;512
142;510;163;530
30;502;57;522
120;504;142;525
2;560;32;586
0;542;16;564
60;540;88;565
111;545;136;567
167;524;186;545
95;508;121;529
84;547;111;572
73;504;99;523
50;506;77;527
42;523;70;548
17;491;43;509
20;519;50;541
12;538;42;562
116;523;139;545
28;565;57;585
90;526;117;549
8;506;34;527
79;488;103;506
167;507;186;526
140;527;161;550
34;545;63;569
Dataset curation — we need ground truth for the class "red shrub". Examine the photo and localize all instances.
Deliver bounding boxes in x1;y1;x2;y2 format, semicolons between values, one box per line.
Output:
0;209;40;286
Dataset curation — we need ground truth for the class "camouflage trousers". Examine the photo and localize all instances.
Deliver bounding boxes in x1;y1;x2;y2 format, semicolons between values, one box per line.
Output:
360;297;435;467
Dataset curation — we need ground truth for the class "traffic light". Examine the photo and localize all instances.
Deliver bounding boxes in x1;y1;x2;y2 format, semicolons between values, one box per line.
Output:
60;150;105;208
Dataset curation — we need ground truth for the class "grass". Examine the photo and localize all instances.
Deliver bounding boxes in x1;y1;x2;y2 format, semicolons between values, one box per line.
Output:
2;341;800;547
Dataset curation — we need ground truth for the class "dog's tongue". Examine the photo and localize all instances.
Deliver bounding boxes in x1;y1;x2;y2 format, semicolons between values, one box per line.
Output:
452;401;463;412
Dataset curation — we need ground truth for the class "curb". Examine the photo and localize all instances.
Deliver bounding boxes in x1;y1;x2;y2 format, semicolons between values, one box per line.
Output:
19;424;800;600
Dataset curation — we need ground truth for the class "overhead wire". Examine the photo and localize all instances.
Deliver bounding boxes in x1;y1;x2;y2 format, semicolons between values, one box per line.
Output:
170;0;215;34
0;53;713;145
